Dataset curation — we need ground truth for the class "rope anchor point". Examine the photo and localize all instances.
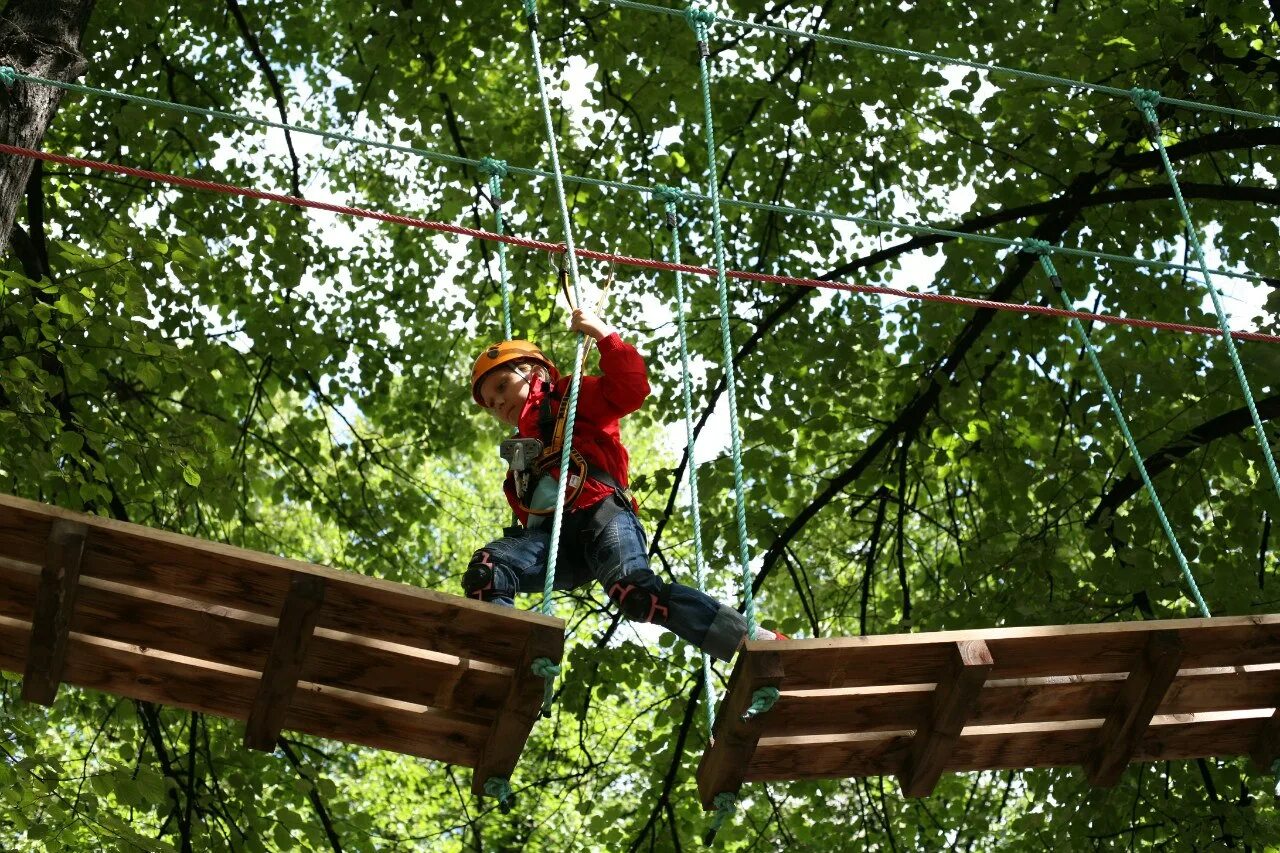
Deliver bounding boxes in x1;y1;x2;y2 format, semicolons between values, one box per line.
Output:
0;66;16;88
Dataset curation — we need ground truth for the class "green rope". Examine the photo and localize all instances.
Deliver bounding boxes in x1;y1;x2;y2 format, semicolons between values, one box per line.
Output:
478;156;514;339
521;0;588;627
483;776;516;813
740;686;780;721
0;66;14;88
531;657;561;717
1130;90;1280;508
601;2;1280;125
1023;240;1209;618
688;13;758;637
659;183;717;737
704;791;738;844
0;68;1264;286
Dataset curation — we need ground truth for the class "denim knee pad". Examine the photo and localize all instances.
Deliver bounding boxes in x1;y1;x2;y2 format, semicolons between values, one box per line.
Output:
463;548;518;602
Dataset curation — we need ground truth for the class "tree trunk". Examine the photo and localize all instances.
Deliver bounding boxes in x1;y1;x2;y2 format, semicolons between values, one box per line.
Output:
0;0;96;253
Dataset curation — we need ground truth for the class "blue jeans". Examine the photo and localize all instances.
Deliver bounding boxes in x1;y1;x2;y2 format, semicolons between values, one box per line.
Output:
468;497;748;661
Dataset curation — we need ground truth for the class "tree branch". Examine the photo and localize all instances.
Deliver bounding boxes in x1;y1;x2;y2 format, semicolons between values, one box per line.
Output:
225;0;302;196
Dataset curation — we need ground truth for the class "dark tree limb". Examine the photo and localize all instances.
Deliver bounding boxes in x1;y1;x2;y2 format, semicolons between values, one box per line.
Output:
225;0;302;196
1086;393;1280;528
279;738;344;853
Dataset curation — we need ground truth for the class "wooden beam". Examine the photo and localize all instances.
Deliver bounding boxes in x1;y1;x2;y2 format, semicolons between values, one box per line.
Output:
900;639;993;797
696;645;787;809
471;628;564;792
22;520;87;705
1086;630;1182;786
244;573;326;751
1250;706;1280;771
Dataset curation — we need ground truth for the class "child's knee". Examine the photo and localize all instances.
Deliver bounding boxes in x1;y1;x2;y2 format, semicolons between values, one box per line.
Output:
463;548;517;603
606;570;670;624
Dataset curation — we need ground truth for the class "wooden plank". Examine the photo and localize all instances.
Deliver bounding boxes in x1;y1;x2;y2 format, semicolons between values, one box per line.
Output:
768;666;1280;738
470;628;565;796
900;639;993;797
746;712;1271;783
1251;708;1280;772
0;614;492;766
696;644;787;810
0;562;514;717
245;574;326;751
1086;630;1183;786
22;520;87;705
0;492;564;666
749;615;1280;691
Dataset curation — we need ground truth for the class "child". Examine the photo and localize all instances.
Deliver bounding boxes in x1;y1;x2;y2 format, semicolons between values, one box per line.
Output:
462;307;778;661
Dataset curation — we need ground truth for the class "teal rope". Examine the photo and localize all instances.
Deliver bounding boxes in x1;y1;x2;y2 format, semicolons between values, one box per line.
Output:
478;156;514;339
1024;240;1210;618
522;0;589;623
740;686;780;721
600;2;1280;125
531;657;561;717
1130;90;1280;507
688;13;758;636
0;67;14;88
1;69;1264;286
0;69;1260;286
704;791;738;843
659;183;716;736
483;776;516;813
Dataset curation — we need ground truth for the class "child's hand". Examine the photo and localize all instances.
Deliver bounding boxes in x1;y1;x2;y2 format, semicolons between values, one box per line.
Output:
570;308;616;341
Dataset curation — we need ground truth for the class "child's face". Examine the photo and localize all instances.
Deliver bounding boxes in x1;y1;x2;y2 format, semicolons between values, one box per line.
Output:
477;364;537;427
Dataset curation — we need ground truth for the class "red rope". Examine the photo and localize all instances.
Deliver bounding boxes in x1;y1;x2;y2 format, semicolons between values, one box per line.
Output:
6;142;1277;345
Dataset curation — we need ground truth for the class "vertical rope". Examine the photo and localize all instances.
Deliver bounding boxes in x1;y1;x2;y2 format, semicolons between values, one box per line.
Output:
1024;241;1210;618
1130;89;1280;507
478;157;514;339
521;0;589;619
687;9;758;637
656;183;717;736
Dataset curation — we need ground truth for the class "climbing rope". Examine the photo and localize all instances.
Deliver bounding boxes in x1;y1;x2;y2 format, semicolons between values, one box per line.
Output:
688;10;758;638
6;142;1277;347
656;182;717;737
0;67;1264;286
531;656;561;717
1130;89;1280;508
703;792;738;844
1024;241;1210;618
477;156;514;339
740;686;780;722
602;0;1280;125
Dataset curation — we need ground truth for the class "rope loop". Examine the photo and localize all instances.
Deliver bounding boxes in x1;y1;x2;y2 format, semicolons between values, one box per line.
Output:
0;66;15;88
740;686;780;721
703;792;738;843
684;6;716;28
653;183;684;205
522;0;539;24
478;156;509;179
531;657;561;678
1018;238;1053;257
483;776;516;813
1129;86;1162;114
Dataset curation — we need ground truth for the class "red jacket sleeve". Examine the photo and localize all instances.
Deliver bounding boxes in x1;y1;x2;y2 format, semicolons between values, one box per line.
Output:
587;332;650;419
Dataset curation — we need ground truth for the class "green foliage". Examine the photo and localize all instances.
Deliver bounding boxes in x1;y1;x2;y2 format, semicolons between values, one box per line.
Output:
1;0;1279;849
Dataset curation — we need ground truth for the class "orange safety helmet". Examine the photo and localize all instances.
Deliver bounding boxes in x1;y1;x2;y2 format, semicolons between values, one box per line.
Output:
470;340;559;405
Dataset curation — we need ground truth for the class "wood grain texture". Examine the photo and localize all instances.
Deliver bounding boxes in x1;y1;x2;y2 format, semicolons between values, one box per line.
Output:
22;520;86;705
696;649;786;810
245;574;326;751
1086;630;1183;786
901;640;993;797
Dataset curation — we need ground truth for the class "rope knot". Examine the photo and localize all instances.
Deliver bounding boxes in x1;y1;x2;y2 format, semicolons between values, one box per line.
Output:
478;157;509;179
531;657;561;678
1129;87;1161;113
1019;238;1053;257
703;792;738;843
684;6;715;29
740;686;780;721
653;183;684;204
0;66;16;88
522;0;539;23
483;777;516;814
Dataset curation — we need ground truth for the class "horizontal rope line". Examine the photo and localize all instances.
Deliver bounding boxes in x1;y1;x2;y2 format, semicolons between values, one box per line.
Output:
604;0;1280;124
11;69;1266;284
4;142;1276;344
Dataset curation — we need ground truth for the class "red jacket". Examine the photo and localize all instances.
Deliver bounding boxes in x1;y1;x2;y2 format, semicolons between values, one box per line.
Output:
504;333;650;524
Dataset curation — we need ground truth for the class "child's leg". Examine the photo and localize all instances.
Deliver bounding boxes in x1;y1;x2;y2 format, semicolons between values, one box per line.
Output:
462;530;553;606
585;497;749;661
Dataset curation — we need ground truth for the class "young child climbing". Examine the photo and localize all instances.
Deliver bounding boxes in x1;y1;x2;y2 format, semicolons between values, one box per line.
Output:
462;306;780;661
